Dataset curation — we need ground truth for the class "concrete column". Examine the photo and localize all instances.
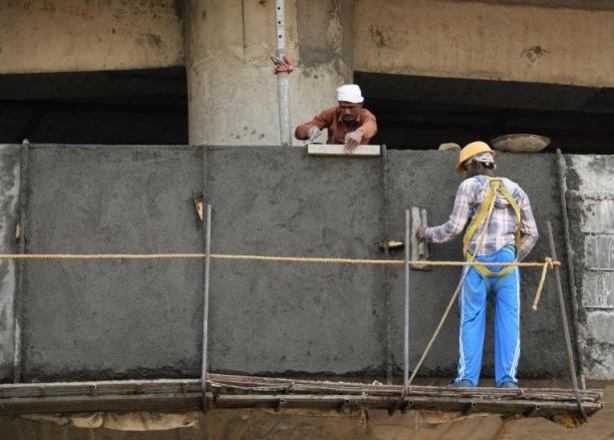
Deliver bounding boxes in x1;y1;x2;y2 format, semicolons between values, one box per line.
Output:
0;146;20;382
185;0;353;146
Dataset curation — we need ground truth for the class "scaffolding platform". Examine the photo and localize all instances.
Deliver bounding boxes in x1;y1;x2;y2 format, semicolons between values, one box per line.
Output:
0;374;603;418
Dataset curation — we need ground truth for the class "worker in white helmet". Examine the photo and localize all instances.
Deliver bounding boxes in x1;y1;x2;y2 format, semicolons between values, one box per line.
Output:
417;141;539;388
294;84;377;152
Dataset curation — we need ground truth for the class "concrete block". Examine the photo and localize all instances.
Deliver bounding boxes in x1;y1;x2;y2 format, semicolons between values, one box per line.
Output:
586;311;614;345
585;235;614;269
582;271;614;309
580;199;614;234
585;345;614;381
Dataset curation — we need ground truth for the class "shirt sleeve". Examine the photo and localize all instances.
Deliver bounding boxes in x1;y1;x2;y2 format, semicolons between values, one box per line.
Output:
425;180;473;244
516;188;539;261
294;108;335;140
358;110;378;142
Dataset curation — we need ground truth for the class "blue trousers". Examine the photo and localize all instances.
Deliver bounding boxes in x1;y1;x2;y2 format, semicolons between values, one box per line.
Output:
454;246;520;387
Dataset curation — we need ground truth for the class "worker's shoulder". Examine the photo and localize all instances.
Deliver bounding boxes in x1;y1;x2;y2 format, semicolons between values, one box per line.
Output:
360;108;376;119
459;176;483;190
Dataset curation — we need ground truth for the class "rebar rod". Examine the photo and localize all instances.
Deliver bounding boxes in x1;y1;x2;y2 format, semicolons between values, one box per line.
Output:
404;208;410;389
201;204;212;412
546;221;587;421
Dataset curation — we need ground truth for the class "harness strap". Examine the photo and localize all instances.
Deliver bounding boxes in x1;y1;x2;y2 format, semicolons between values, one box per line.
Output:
463;177;522;277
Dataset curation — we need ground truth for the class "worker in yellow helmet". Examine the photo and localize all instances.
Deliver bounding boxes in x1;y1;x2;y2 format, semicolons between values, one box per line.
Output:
417;141;539;388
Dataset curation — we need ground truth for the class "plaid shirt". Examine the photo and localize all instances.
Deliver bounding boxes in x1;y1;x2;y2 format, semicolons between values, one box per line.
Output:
425;175;538;261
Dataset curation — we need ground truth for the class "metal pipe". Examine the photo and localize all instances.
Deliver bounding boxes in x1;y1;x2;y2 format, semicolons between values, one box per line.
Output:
404;208;410;388
546;221;587;421
14;140;29;383
201;204;212;412
555;149;586;389
275;0;292;146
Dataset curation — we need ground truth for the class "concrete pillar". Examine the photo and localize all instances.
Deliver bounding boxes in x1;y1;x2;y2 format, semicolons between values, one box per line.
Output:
185;0;353;146
0;146;20;382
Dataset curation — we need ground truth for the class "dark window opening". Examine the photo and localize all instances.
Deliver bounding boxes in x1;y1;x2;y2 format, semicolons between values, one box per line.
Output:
0;67;188;145
356;72;614;154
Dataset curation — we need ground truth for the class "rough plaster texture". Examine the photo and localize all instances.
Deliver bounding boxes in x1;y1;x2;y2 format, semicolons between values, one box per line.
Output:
0;0;183;74
354;0;614;88
185;0;352;146
0;145;20;381
385;151;571;378
204;146;386;374
12;145;585;382
22;146;204;381
564;154;614;380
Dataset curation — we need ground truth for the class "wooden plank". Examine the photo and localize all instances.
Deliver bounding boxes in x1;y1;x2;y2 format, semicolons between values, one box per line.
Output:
307;144;381;157
0;374;603;418
1;394;205;415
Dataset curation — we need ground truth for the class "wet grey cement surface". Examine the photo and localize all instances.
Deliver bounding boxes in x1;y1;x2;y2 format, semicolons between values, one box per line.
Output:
11;145;573;382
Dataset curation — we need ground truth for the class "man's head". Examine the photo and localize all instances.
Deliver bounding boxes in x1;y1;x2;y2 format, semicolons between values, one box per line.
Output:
337;84;364;123
456;141;496;177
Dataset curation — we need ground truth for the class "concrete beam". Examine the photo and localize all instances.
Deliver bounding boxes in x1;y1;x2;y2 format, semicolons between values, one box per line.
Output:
0;0;183;74
354;0;614;88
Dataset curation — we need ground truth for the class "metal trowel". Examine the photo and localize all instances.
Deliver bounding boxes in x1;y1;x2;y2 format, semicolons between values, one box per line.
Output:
410;207;431;270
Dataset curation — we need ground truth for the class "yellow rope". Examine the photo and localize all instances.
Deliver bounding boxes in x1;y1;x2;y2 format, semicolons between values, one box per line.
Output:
0;252;560;268
532;257;555;311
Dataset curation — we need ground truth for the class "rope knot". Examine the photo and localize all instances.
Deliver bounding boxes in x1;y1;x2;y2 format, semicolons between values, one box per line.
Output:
545;257;554;269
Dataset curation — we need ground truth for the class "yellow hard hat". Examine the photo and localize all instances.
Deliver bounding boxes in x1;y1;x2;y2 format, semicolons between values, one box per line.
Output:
455;141;494;172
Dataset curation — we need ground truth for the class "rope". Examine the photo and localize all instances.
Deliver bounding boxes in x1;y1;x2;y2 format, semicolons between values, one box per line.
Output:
406;193;498;388
532;257;554;311
0;252;560;268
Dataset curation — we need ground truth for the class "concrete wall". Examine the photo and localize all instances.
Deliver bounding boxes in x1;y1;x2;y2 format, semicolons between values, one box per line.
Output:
0;145;20;381
5;145;584;383
385;151;571;377
564;155;614;380
22;146;204;380
0;0;183;74
354;0;614;88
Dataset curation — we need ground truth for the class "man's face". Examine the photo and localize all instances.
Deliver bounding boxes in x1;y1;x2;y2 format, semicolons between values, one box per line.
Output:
338;101;362;123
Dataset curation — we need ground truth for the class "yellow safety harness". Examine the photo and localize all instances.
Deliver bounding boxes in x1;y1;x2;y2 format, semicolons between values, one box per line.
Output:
463;176;522;277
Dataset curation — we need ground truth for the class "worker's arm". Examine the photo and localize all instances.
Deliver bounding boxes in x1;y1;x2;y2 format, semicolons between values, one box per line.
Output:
516;189;539;261
424;180;473;243
295;108;335;140
357;110;377;143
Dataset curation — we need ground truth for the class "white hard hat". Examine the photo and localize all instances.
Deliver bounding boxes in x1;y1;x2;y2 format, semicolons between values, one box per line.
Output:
337;84;364;104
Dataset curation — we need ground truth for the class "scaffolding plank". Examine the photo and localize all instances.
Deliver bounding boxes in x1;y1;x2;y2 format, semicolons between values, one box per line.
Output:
0;374;603;418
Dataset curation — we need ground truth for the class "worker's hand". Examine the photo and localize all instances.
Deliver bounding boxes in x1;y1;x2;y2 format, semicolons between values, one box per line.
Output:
344;130;363;153
307;126;322;142
416;226;427;242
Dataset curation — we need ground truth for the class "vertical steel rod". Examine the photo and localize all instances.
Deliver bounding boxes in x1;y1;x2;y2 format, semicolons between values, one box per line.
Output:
275;0;292;146
555;149;586;389
404;208;410;388
14;141;29;384
546;221;587;420
381;148;393;385
201;204;212;412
